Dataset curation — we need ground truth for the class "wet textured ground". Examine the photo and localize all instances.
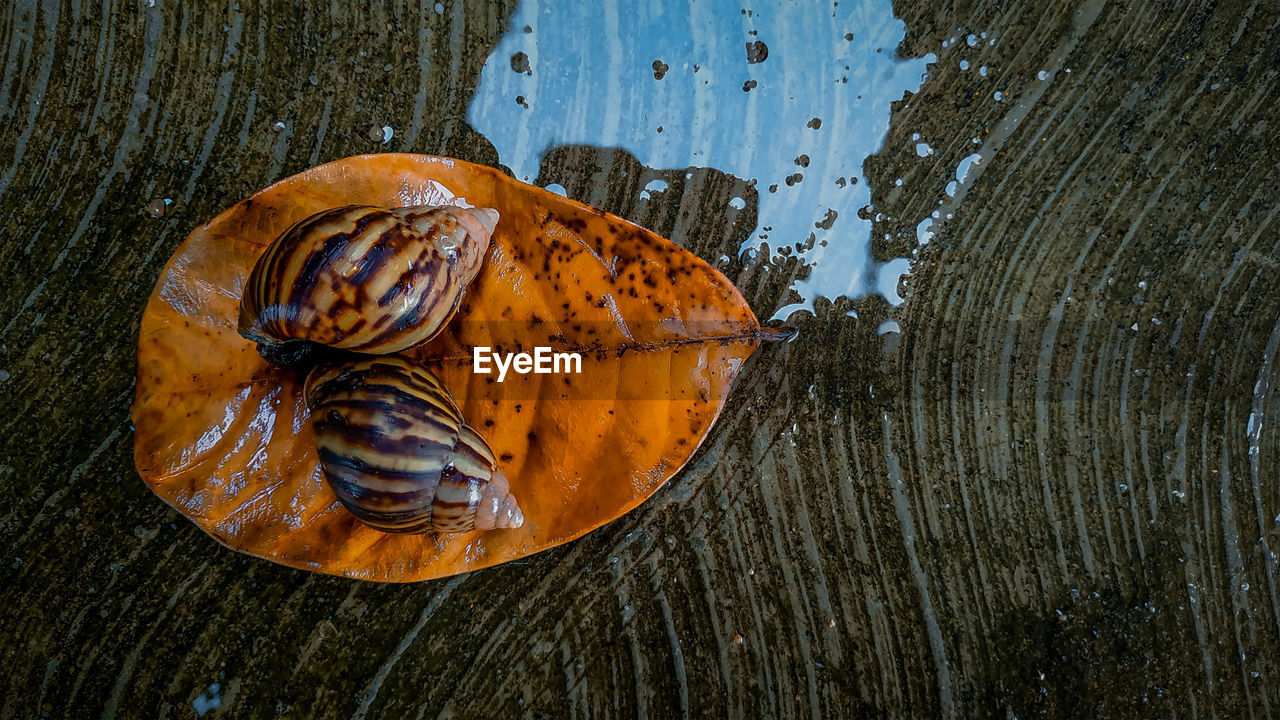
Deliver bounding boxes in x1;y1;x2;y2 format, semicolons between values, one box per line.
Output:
3;1;1279;718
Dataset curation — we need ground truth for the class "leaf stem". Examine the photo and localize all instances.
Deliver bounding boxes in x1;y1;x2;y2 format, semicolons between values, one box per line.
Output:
756;326;798;343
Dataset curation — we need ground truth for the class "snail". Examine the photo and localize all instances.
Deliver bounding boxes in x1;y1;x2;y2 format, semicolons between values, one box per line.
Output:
304;356;523;534
238;203;498;357
241;201;515;535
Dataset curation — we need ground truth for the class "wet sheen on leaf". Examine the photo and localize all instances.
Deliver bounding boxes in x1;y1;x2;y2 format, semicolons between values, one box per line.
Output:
132;154;774;582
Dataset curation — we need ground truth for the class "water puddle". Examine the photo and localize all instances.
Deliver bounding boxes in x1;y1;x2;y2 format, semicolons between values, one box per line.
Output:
468;0;934;319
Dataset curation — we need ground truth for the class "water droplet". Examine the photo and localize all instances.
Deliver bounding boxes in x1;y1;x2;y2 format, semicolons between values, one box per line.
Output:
916;217;934;245
193;683;222;717
145;197;172;218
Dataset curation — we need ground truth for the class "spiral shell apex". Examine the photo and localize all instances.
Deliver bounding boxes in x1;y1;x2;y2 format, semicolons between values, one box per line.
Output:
239;203;498;355
304;356;523;534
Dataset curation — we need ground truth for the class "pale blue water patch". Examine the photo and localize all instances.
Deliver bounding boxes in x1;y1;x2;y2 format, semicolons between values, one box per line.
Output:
193;682;221;716
640;178;670;201
877;257;910;304
468;0;934;319
915;151;982;246
877;319;902;334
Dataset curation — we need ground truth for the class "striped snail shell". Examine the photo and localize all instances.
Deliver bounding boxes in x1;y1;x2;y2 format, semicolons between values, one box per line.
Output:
304;356;523;534
239;203;498;356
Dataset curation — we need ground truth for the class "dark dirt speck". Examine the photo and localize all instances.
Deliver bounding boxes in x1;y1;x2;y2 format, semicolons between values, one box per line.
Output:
510;51;531;75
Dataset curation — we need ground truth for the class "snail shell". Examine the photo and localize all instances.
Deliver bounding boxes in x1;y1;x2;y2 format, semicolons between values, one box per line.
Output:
304;356;523;533
239;204;498;355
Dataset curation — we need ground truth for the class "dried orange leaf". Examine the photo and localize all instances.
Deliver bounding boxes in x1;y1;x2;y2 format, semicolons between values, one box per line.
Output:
132;154;780;582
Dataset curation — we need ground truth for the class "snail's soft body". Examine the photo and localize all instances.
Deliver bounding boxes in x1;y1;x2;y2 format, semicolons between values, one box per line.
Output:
238;203;498;355
304;356;523;534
